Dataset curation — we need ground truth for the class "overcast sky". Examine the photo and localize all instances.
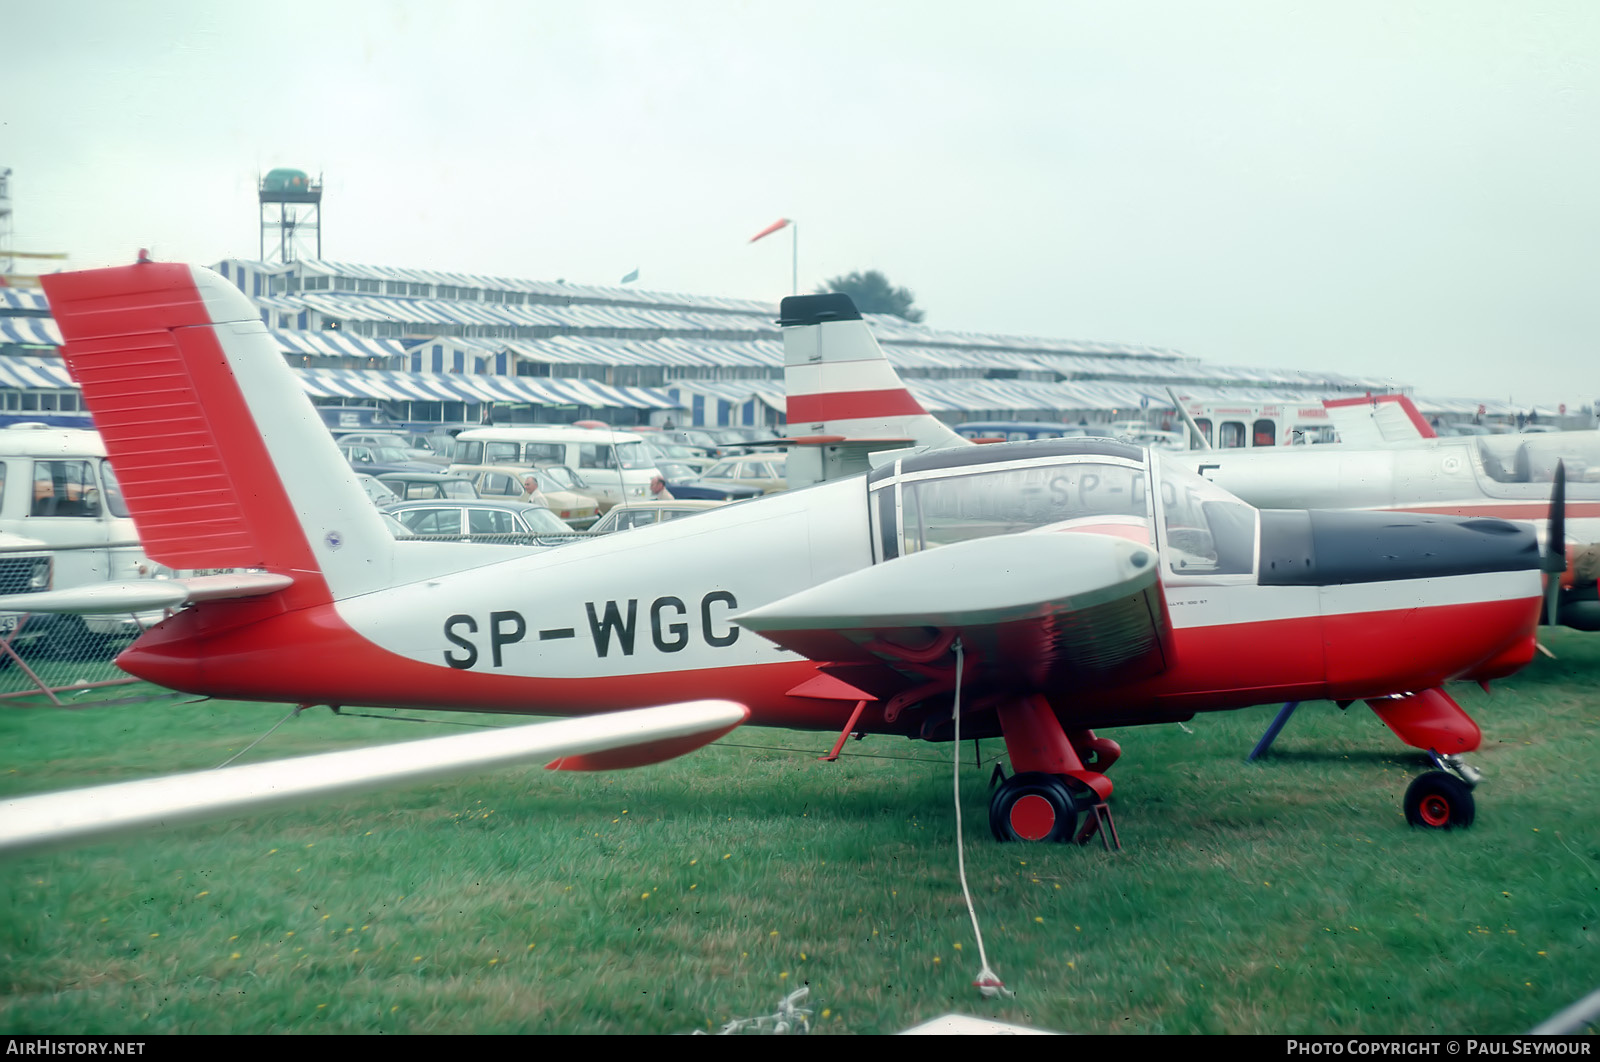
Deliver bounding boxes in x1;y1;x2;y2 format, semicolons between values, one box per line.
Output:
6;1;1597;409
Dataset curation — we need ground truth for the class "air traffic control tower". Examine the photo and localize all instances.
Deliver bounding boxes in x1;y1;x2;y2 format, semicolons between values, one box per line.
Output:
259;167;322;264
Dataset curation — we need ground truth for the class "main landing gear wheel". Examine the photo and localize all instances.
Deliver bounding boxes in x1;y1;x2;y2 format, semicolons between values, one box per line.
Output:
989;771;1079;843
1404;771;1476;829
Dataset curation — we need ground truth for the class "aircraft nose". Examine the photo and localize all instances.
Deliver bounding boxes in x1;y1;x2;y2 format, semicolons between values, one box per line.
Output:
1259;510;1540;586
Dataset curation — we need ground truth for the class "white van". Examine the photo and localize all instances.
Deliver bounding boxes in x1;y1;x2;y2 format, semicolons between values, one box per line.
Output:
449;426;661;509
0;426;165;651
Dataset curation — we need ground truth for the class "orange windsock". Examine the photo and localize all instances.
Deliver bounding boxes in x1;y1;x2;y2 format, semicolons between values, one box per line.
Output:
748;218;792;243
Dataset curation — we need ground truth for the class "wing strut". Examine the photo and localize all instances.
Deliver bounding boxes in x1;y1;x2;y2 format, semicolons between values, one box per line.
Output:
818;699;869;762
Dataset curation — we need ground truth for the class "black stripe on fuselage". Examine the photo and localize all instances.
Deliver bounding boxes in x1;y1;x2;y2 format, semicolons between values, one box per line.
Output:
1258;509;1539;586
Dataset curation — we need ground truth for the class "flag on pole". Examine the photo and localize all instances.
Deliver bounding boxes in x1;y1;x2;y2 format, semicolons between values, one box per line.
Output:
620;268;639;284
748;218;791;243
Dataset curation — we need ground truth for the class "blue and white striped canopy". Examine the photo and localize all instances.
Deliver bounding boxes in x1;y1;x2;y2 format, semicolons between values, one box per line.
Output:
293;368;680;410
0;289;51;312
272;329;407;361
0;317;61;346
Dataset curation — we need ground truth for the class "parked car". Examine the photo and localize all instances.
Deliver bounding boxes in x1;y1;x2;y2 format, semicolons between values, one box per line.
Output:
356;474;400;505
653;461;763;501
376;471;479;501
640;440;717;473
452;464;602;529
338;441;439;476
381;499;575;540
317;406;399;431
332;431;444;465
658;429;724;456
588;500;728;534
694;454;788;495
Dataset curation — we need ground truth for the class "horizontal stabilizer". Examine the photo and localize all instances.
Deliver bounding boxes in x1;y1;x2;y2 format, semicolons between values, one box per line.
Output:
0;572;294;615
0;700;748;858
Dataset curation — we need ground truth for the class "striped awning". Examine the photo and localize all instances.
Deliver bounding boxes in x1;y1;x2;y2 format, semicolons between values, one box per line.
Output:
0;290;52;312
0;355;73;389
271;329;407;361
0;318;62;346
292;368;681;410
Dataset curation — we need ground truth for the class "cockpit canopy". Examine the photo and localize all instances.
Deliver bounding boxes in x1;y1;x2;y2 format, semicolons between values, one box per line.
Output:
1477;433;1600;486
866;438;1258;578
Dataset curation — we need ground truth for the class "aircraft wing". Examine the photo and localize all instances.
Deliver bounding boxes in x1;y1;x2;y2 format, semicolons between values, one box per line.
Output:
0;700;749;859
735;532;1174;695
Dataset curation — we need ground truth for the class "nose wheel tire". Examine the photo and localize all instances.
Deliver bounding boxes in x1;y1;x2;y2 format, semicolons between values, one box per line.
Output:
989;771;1079;842
1404;771;1476;829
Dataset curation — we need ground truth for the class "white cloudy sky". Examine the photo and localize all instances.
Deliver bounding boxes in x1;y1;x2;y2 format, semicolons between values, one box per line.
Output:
6;1;1598;409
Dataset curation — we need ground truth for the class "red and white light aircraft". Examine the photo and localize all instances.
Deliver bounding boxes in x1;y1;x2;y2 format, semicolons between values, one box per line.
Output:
1;267;1561;844
785;305;1599;632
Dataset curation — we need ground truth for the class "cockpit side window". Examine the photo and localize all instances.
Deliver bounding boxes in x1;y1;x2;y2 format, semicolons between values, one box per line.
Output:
880;457;1150;557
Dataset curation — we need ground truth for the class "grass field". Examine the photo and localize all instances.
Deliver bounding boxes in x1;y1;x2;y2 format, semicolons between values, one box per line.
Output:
2;630;1598;1035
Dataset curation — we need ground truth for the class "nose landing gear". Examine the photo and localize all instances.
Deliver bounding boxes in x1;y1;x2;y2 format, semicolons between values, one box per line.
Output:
1403;752;1480;829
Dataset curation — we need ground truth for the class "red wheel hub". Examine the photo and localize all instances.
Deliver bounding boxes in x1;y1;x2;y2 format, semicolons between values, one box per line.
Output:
1419;794;1451;827
1009;794;1056;841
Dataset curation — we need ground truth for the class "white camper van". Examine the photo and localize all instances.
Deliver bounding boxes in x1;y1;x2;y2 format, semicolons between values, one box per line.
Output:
449;426;662;509
0;426;165;652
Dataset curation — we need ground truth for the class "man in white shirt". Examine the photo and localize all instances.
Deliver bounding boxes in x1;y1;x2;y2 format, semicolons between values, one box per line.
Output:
520;473;550;508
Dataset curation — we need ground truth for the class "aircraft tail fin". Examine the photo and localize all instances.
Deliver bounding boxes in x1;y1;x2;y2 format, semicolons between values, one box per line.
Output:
40;263;394;607
1322;394;1437;447
781;293;969;452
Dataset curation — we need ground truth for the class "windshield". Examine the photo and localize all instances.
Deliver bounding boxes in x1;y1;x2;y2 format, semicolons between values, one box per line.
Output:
98;460;131;518
537;465;586;490
884;455;1151;555
657;462;698;481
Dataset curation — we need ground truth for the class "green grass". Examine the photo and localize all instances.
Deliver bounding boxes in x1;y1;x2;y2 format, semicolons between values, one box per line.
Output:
2;630;1598;1034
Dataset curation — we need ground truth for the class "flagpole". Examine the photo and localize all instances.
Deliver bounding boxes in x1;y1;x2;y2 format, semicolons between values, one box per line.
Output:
791;222;798;295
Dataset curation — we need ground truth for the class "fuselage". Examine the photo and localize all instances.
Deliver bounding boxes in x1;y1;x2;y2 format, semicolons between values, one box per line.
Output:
1182;434;1600;542
121;443;1543;739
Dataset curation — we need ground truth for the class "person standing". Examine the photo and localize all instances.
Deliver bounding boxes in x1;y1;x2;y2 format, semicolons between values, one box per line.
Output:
520;473;550;509
649;474;674;501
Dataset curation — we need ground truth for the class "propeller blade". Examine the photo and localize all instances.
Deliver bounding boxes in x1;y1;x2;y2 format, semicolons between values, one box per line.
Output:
1543;461;1567;626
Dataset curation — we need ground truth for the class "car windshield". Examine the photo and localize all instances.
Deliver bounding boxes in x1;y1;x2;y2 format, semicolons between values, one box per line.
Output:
516;507;572;534
365;446;412;462
612;441;650;470
537;465;585;491
657;462;698;481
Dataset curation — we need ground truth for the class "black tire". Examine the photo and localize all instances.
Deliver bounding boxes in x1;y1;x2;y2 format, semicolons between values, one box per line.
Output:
1404;771;1476;829
989;771;1079;843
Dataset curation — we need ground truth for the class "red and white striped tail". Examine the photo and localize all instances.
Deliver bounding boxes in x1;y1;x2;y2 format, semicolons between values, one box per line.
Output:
1322;394;1437;447
780;294;968;450
41;262;394;607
